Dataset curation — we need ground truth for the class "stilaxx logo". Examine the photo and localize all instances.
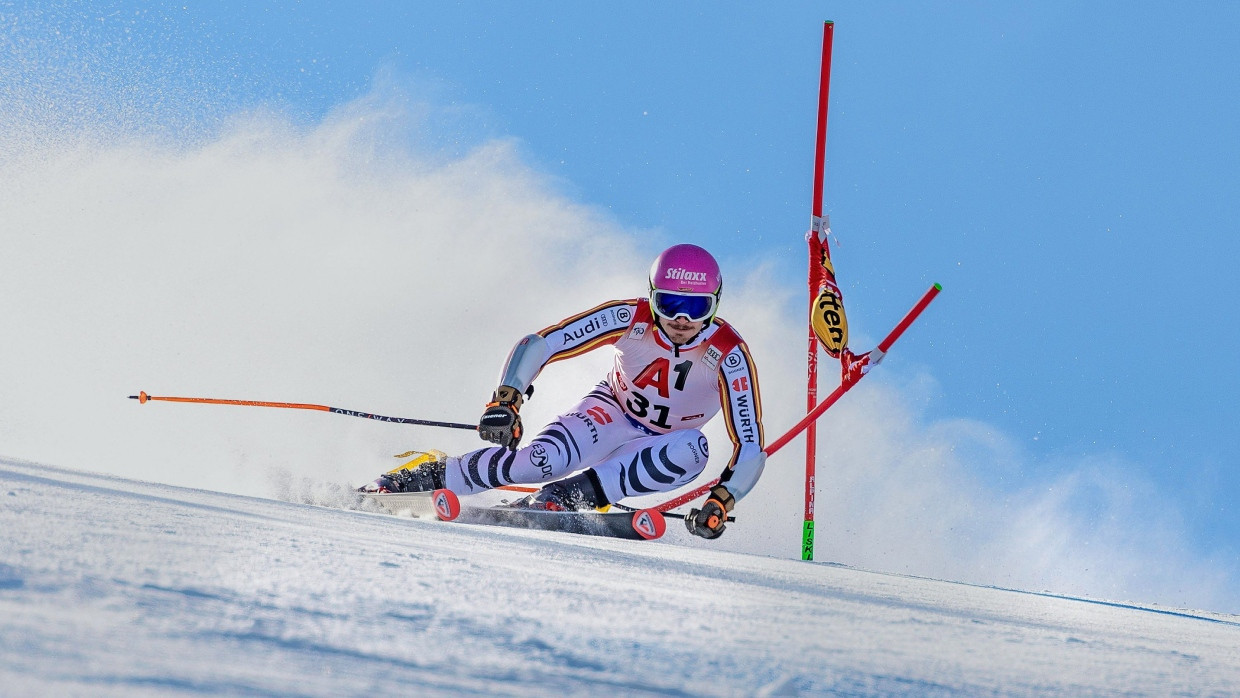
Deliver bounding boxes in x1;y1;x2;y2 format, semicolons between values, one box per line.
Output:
664;268;709;282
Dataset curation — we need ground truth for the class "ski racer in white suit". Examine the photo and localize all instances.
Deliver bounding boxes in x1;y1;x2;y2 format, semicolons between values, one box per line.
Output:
369;244;765;539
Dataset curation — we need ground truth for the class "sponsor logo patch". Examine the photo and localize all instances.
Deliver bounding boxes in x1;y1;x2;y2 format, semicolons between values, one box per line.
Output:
703;345;724;369
530;443;555;478
571;410;601;444
586;405;613;425
812;284;848;358
734;394;756;444
723;351;748;376
664;268;709;283
562;316;608;343
432;490;460;520
631;509;665;540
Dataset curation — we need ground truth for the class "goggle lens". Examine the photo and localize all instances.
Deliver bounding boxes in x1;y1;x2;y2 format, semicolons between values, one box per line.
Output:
652;291;716;322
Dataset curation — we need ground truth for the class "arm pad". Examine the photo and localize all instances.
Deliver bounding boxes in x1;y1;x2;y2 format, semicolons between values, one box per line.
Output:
497;334;551;394
721;452;766;502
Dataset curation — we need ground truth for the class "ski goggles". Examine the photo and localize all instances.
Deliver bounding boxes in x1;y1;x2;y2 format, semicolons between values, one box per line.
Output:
650;289;718;323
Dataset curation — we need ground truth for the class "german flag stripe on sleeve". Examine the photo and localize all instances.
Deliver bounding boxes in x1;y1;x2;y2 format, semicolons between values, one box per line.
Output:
546;328;625;364
537;298;641;336
717;340;764;470
536;299;639;363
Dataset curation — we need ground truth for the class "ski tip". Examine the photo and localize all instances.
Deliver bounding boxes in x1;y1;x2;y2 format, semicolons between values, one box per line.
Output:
630;508;666;540
431;489;461;521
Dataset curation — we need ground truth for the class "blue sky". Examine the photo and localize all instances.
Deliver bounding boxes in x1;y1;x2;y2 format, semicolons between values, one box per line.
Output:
4;2;1239;608
130;1;1239;468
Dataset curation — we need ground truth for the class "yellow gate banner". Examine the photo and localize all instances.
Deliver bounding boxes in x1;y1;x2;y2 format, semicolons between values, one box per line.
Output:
809;226;848;358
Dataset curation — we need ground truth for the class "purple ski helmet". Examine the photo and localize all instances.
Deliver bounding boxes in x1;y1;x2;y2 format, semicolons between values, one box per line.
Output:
648;244;722;323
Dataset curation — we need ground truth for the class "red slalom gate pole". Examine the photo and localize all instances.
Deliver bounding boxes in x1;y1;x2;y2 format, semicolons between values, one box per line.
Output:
804;20;836;561
771;284;941;458
654;283;942;516
653;478;721;513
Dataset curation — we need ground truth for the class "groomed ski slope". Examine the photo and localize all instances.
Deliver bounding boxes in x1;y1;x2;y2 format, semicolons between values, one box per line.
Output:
2;458;1237;696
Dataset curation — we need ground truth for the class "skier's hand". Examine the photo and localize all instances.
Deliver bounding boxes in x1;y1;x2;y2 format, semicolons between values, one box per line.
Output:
685;485;736;539
479;385;525;449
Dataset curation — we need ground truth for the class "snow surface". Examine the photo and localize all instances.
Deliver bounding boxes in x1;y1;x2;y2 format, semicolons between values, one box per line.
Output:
2;458;1238;697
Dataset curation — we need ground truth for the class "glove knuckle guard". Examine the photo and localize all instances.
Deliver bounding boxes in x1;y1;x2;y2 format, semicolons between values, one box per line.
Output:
707;484;736;513
480;385;525;449
493;385;525;410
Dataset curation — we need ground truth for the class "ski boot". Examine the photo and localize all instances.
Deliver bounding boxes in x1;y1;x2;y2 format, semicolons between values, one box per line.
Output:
510;470;608;512
359;450;448;494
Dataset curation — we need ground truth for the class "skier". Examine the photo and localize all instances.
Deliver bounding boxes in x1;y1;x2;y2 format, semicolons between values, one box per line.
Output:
362;244;765;539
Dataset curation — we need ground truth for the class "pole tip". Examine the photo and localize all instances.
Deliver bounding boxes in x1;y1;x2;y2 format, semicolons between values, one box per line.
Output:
933;282;943;291
128;391;150;404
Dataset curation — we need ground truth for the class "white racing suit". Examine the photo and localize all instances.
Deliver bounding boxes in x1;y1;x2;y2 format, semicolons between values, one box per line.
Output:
442;298;766;506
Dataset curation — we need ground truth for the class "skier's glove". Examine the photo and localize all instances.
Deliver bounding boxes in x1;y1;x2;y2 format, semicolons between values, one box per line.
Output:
685;484;736;539
479;385;526;449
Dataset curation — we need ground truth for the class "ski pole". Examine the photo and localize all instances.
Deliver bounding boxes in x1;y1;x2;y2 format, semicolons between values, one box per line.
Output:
651;283;941;512
129;391;478;431
610;501;735;522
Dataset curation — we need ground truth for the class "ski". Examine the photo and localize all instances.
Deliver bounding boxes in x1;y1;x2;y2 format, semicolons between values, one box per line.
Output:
361;489;667;541
453;504;667;541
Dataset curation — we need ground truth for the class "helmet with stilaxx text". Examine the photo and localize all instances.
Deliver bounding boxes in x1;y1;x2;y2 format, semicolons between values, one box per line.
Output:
648;244;722;323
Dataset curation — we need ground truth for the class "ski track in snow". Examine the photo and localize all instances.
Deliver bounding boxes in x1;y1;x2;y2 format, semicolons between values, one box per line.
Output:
2;458;1238;697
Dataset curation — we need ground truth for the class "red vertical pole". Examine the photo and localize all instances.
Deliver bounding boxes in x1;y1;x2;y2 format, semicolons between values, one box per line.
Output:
804;21;835;561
